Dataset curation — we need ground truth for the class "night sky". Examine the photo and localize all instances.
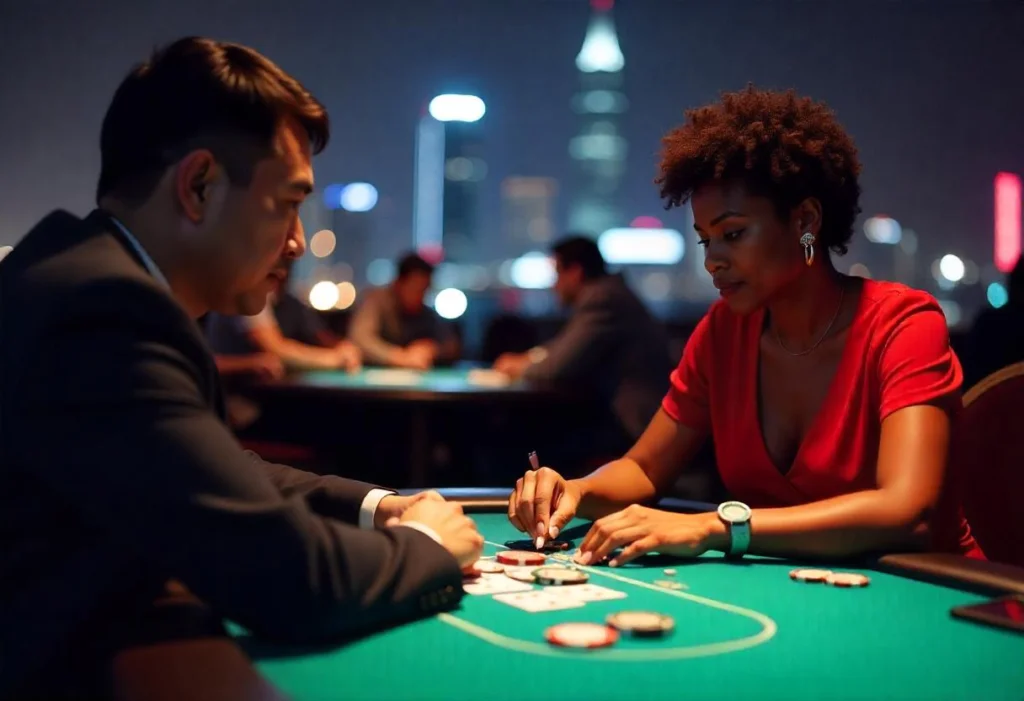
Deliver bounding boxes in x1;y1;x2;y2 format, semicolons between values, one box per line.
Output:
2;0;1022;278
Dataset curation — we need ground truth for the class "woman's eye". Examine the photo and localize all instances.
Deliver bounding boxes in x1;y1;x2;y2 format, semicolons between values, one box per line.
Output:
724;229;745;241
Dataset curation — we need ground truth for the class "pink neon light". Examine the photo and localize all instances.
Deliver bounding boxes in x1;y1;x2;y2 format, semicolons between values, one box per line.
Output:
630;215;663;228
995;172;1022;273
591;0;614;11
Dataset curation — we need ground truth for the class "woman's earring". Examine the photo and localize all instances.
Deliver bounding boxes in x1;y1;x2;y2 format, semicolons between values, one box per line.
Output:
800;232;815;266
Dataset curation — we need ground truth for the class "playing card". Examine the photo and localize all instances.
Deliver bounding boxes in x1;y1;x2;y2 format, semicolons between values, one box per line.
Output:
363;369;422;386
544;583;627;602
493;590;586;613
463;574;533;596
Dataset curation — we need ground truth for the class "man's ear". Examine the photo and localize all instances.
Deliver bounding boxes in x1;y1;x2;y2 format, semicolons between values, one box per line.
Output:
173;150;219;223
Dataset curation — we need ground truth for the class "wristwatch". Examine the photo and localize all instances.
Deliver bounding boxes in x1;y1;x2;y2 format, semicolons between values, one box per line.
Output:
717;500;752;558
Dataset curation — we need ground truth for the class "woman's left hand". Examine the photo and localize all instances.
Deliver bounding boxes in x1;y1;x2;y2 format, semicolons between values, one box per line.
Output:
576;505;723;567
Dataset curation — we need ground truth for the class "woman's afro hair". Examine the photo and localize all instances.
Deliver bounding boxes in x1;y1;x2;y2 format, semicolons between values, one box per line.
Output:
656;84;863;255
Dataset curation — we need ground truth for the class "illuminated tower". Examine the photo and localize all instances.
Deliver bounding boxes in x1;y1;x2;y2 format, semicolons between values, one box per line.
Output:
412;94;487;263
567;0;627;237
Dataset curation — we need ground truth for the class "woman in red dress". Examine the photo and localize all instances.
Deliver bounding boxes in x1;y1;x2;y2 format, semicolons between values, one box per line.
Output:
508;85;982;564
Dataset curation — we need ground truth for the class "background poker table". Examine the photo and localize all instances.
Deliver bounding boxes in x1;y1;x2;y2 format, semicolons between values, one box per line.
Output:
236;367;602;487
247;366;585;401
231;489;1024;701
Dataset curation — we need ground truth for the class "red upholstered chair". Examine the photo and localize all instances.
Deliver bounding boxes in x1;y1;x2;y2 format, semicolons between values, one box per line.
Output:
952;361;1024;567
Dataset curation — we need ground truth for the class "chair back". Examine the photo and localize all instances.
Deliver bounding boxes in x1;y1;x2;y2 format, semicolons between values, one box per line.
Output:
952;361;1024;567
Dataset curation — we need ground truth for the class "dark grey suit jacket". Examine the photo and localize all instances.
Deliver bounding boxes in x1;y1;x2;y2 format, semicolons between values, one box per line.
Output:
523;274;673;440
0;210;463;696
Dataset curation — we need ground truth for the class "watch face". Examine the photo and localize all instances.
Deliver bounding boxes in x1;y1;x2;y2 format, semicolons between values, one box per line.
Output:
719;501;751;523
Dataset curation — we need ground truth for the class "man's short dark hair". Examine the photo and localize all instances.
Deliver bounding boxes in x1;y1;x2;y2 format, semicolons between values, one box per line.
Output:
97;36;329;205
551;236;607;279
396;252;434;280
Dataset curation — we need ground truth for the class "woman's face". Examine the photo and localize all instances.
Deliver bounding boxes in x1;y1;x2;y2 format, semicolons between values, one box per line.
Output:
691;181;816;314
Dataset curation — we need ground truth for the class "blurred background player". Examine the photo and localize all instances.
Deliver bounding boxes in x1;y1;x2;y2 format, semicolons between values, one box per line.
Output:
494;235;673;459
349;252;461;369
205;257;363;374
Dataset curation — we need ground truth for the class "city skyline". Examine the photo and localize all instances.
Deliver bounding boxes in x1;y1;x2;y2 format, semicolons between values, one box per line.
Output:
1;0;1022;319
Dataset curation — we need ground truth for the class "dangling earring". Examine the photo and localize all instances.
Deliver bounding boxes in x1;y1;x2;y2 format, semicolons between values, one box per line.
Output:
800;232;815;266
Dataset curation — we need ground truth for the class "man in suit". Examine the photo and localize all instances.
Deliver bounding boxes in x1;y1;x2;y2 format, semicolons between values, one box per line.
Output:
494;236;674;454
349;252;461;369
0;36;482;698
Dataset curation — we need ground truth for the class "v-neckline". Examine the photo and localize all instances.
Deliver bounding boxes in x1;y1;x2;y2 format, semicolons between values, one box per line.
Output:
748;279;868;480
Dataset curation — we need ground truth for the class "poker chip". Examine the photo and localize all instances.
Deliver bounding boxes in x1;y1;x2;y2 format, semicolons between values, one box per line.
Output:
505;539;572;552
825;572;870;588
472;559;505;574
532;566;588;586
496;550;547;566
545;623;619;649
653;580;685;590
606;611;675;637
503;566;539;583
789;568;833;583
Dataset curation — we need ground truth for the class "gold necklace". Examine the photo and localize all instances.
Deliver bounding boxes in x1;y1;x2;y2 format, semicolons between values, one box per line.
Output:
772;285;846;356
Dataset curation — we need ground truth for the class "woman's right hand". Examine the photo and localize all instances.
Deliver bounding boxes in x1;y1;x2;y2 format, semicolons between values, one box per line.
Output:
508;467;582;545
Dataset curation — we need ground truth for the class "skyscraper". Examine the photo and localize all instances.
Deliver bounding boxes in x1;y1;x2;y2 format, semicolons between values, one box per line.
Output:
567;0;627;238
412;94;487;263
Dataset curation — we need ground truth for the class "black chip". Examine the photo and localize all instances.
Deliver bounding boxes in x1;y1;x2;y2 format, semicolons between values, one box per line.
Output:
504;539;572;552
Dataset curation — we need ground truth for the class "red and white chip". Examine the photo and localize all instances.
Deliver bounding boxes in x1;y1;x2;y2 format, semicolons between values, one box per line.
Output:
606;611;674;637
789;568;833;583
496;550;547;566
825;572;870;588
503;566;537;582
472;559;505;574
545;622;619;649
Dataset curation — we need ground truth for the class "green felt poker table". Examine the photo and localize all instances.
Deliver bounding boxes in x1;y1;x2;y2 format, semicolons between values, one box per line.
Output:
233;490;1024;701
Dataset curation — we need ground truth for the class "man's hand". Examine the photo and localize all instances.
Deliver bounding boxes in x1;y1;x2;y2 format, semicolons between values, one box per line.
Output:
374;490;445;528
248;353;286;381
493;352;531;380
334;340;363;373
393;498;484;569
394;341;437;370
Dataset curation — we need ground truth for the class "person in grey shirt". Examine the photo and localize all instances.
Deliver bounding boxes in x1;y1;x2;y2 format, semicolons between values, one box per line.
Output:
494;236;673;445
349;252;460;369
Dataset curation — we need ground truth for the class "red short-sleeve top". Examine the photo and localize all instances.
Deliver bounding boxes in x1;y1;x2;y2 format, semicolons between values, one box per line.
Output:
662;279;981;557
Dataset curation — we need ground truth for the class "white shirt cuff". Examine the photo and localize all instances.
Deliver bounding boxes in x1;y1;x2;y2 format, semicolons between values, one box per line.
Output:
396;522;444;545
359;488;396;529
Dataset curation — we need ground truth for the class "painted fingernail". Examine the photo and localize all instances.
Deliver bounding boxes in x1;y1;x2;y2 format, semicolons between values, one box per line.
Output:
535;536;544;549
579;551;592;565
609;559;619;567
548;526;559;539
